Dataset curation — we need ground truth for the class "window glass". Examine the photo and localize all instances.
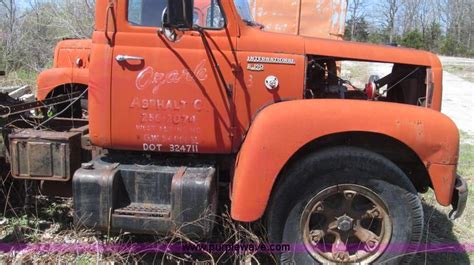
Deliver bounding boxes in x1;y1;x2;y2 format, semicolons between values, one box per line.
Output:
196;0;225;29
193;10;201;25
127;0;167;27
233;0;254;23
128;0;224;29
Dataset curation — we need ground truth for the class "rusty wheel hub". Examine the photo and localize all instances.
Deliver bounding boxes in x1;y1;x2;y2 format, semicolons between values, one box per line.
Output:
301;184;392;263
336;215;354;232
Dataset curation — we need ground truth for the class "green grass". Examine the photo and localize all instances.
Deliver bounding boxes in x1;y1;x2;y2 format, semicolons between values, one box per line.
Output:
414;131;474;264
459;131;474;177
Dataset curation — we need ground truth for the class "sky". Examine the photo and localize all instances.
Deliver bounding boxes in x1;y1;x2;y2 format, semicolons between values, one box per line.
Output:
12;0;382;15
11;0;404;28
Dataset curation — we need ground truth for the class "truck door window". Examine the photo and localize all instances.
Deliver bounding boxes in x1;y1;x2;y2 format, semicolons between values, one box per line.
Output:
234;0;253;22
128;0;225;29
128;0;224;29
128;0;166;27
196;0;225;29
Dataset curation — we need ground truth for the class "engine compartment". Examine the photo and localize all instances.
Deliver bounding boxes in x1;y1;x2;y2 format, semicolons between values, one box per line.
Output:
304;56;431;107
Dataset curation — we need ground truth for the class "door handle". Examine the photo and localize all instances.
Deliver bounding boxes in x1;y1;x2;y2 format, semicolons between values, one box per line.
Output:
115;55;144;62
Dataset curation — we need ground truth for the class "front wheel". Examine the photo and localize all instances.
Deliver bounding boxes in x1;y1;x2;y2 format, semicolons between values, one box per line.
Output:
266;147;424;264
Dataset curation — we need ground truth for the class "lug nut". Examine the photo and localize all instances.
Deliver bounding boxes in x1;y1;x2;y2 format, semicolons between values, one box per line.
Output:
310;230;322;242
81;162;94;170
366;240;378;251
315;203;324;212
334;251;349;262
344;191;356;199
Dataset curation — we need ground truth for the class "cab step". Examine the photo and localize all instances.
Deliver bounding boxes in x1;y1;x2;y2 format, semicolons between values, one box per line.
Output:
114;203;171;218
73;154;217;238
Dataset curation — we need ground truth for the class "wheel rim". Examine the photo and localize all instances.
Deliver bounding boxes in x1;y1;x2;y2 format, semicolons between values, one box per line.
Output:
301;184;392;263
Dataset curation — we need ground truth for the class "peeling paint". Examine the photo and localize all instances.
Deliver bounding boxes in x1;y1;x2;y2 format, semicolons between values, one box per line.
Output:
248;0;347;39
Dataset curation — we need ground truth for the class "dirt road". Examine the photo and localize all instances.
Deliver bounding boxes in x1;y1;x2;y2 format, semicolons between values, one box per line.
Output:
439;56;474;139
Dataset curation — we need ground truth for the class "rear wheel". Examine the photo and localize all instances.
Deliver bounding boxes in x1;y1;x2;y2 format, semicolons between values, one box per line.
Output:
266;147;423;264
44;85;88;119
46;98;86;118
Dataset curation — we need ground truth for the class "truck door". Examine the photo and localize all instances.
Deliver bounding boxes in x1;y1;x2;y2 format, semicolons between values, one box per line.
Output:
110;0;236;154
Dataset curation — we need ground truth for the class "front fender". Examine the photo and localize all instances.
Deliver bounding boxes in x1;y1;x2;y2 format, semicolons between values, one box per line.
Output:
231;99;459;222
37;68;89;100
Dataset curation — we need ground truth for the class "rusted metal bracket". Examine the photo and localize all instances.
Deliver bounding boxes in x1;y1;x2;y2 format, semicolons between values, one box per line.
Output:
449;175;468;220
0;91;82;117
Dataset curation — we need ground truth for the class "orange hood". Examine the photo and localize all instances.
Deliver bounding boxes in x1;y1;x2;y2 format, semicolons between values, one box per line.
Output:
304;37;441;68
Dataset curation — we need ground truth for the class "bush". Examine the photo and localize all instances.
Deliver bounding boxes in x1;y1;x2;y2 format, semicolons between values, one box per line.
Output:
401;30;424;49
0;0;94;73
440;36;470;57
344;17;370;42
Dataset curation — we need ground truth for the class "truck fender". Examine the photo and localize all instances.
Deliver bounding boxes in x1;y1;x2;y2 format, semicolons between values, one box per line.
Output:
37;68;89;100
231;99;459;222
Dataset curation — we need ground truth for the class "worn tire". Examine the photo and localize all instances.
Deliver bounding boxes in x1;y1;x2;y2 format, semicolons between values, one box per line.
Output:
266;147;423;264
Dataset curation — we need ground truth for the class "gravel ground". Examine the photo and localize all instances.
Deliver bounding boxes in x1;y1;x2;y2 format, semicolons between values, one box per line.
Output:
439;56;474;138
440;56;474;66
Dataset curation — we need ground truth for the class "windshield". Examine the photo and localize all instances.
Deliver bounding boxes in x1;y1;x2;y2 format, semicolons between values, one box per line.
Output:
233;0;254;23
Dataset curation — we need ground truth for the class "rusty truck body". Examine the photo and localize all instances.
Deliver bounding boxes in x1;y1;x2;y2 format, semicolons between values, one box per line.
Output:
1;0;467;264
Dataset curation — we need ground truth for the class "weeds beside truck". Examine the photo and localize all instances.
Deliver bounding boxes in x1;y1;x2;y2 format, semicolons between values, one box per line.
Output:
0;0;468;264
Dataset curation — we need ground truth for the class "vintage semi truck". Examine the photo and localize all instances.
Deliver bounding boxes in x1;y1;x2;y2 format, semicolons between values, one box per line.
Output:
0;0;468;264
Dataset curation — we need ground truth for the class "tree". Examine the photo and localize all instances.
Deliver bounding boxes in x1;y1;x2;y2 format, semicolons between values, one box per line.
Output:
401;30;424;49
345;17;369;42
401;0;421;34
440;33;469;56
423;21;442;51
0;0;19;72
0;0;95;72
347;0;367;41
377;0;403;44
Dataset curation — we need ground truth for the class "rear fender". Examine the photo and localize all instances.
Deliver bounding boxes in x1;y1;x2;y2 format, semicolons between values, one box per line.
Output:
231;99;459;222
37;68;88;100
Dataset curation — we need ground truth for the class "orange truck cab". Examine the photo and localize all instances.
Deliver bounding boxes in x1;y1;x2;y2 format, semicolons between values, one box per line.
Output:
24;0;466;263
37;0;346;102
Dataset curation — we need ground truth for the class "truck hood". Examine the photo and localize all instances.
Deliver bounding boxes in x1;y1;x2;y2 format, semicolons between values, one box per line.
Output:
304;37;442;68
303;36;444;111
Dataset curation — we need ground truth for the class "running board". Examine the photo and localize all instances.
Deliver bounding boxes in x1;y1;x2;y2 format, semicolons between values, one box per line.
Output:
114;203;171;218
